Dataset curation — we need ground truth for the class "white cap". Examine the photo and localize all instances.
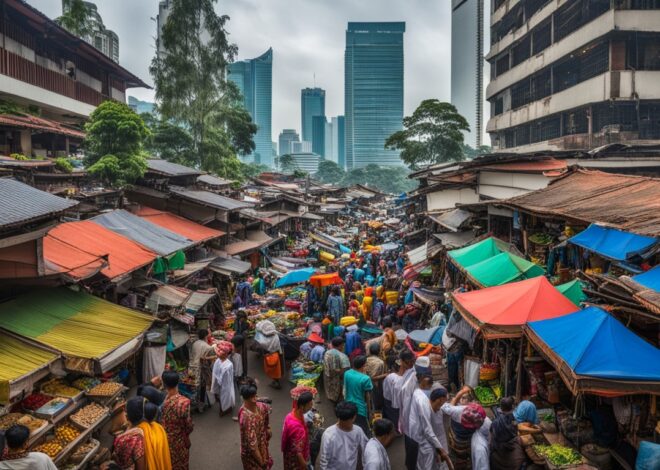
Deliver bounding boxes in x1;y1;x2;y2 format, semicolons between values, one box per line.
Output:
415;356;430;368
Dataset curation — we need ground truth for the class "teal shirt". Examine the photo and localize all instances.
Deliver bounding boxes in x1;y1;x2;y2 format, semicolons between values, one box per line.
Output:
343;369;373;417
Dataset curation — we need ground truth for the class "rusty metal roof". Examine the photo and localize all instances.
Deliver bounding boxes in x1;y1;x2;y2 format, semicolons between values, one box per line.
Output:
501;169;660;237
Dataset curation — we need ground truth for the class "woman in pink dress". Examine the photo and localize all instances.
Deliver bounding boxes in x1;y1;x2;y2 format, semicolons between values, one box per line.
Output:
281;392;314;470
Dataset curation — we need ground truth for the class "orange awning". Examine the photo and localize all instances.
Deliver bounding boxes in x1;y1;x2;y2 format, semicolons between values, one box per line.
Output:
310;272;343;288
135;206;224;242
43;236;107;280
45;221;157;281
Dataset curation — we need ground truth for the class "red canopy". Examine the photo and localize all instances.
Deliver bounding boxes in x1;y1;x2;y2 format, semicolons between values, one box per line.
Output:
310;272;343;288
452;277;577;339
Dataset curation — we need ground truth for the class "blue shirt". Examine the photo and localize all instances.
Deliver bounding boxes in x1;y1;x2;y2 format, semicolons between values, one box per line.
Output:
310;345;326;363
343;369;373;417
353;268;365;283
345;331;362;356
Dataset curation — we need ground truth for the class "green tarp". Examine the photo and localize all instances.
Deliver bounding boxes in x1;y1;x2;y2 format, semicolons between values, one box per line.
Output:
448;237;545;287
465;252;545;287
556;279;586;307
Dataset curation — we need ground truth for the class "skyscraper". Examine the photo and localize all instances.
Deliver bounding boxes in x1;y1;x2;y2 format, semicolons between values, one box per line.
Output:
451;0;483;149
62;0;119;63
333;116;345;168
345;22;405;169
228;48;273;166
301;88;325;143
278;129;300;156
312;115;327;158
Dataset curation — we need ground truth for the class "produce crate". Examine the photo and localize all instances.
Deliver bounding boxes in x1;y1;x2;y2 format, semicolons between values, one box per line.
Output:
69;403;110;429
63;437;101;470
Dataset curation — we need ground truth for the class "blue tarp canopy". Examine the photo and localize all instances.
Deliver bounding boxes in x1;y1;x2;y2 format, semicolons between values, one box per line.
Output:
569;224;657;262
632;265;660;292
526;306;660;395
275;267;317;287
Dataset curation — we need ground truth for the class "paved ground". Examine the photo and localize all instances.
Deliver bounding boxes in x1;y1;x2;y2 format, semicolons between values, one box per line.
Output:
189;348;405;468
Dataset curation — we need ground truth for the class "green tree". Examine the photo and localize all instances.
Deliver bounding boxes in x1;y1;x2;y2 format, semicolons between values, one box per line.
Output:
240;162;270;179
462;143;492;160
84;101;149;187
315;160;345;184
278;154;297;173
385;99;469;170
150;0;256;173
341;164;417;195
143;115;195;166
56;0;94;38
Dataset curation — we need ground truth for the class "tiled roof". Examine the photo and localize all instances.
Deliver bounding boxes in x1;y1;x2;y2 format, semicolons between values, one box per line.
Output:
0;178;78;229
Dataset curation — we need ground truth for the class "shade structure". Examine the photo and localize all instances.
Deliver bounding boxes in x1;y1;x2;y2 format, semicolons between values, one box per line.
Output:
45;221;157;281
135;206;224;242
525;307;660;395
632;265;660;292
275;267;317;287
467;252;544;287
0;288;153;374
0;332;60;403
92;209;194;256
569;224;657;261
452;276;578;339
555;279;585;307
447;237;544;287
309;272;343;288
42;235;107;280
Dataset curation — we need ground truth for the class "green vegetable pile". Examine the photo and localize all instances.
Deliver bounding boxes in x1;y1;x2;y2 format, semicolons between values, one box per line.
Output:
474;386;497;406
533;444;581;466
529;233;554;245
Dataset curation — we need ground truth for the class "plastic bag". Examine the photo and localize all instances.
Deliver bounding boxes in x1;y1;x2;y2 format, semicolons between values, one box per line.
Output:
464;357;481;388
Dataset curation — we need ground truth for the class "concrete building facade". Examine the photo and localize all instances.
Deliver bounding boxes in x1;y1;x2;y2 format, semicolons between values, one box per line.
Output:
228;48;274;166
486;1;660;153
451;0;484;148
345;22;405;169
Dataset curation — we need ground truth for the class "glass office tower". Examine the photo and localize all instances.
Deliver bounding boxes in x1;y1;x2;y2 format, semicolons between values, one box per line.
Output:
345;22;405;169
228;48;273;166
301;88;325;143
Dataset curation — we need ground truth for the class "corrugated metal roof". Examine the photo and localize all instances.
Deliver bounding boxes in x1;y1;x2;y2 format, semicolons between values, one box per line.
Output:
430;209;473;232
209;257;252;275
135;206;224;242
92;209;194;256
46;221;157;280
170;186;253;211
502;169;660;237
0;114;85;138
0;178;78;229
146;159;203;177
197;174;233;186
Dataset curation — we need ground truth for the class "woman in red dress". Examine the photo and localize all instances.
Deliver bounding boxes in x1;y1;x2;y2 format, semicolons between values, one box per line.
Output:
238;383;273;469
160;371;194;470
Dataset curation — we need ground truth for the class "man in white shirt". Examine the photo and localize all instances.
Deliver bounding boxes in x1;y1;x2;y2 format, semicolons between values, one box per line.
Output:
397;349;419;470
382;357;402;431
0;425;57;470
320;400;368;470
363;418;396;470
409;382;452;470
210;340;235;417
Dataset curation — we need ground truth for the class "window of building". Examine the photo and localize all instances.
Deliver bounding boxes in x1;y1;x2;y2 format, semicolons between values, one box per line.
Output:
496;53;510;77
639;103;660;138
562;109;588;135
532;19;552;55
554;0;610;43
530;69;552;101
511;80;531;110
628;34;660;70
512;36;531;67
553;42;609;93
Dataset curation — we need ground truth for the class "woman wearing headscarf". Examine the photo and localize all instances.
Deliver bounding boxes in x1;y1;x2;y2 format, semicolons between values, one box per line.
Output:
137;400;172;470
513;400;539;425
255;320;284;389
211;340;236;417
112;397;147;470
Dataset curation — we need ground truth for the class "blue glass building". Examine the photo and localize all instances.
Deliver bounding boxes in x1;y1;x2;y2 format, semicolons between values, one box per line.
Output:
301;88;325;143
228;48;273;167
312;115;327;158
335;115;345;169
345;22;405;169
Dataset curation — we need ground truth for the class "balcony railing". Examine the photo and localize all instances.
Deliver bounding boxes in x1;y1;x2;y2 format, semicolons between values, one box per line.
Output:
0;47;107;107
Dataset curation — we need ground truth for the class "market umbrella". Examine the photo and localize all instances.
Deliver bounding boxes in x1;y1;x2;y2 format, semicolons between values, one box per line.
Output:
525;306;660;395
555;279;585;307
452;276;577;339
275;267;317;288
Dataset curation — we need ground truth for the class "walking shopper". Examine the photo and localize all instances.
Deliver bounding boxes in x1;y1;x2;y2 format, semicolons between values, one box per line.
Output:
189;328;215;411
343;355;374;437
397;349;419;470
323;336;350;402
409;383;451;470
112;397;148;470
211;340;235;417
255;320;284;389
0;425;57;470
363;419;396;470
282;391;314;470
238;383;273;470
160;371;193;470
364;342;387;410
326;286;345;324
319;401;368;470
382;356;402;430
137;400;172;470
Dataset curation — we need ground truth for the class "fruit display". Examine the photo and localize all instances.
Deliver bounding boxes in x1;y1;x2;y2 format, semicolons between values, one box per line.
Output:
533;444;582;467
70;403;108;428
86;381;123;397
17;414;47;433
20;393;53;411
42;379;80;398
474;386;498;406
55;423;80;445
33;441;63;459
0;413;23;431
71;377;100;391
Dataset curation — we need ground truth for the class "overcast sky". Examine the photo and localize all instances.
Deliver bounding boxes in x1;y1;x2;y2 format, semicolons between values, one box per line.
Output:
27;0;489;144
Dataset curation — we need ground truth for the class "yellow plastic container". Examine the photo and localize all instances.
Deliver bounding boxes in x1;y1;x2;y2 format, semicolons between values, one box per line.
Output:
319;251;335;262
340;316;358;326
385;291;398;305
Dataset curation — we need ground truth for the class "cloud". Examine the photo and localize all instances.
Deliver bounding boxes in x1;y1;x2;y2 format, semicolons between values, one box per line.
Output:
26;0;489;145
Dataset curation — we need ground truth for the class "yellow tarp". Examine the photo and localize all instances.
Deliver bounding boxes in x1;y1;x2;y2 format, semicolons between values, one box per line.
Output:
0;334;58;402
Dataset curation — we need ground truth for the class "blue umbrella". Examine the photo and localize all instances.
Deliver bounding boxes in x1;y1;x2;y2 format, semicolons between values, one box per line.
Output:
275;267;317;288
